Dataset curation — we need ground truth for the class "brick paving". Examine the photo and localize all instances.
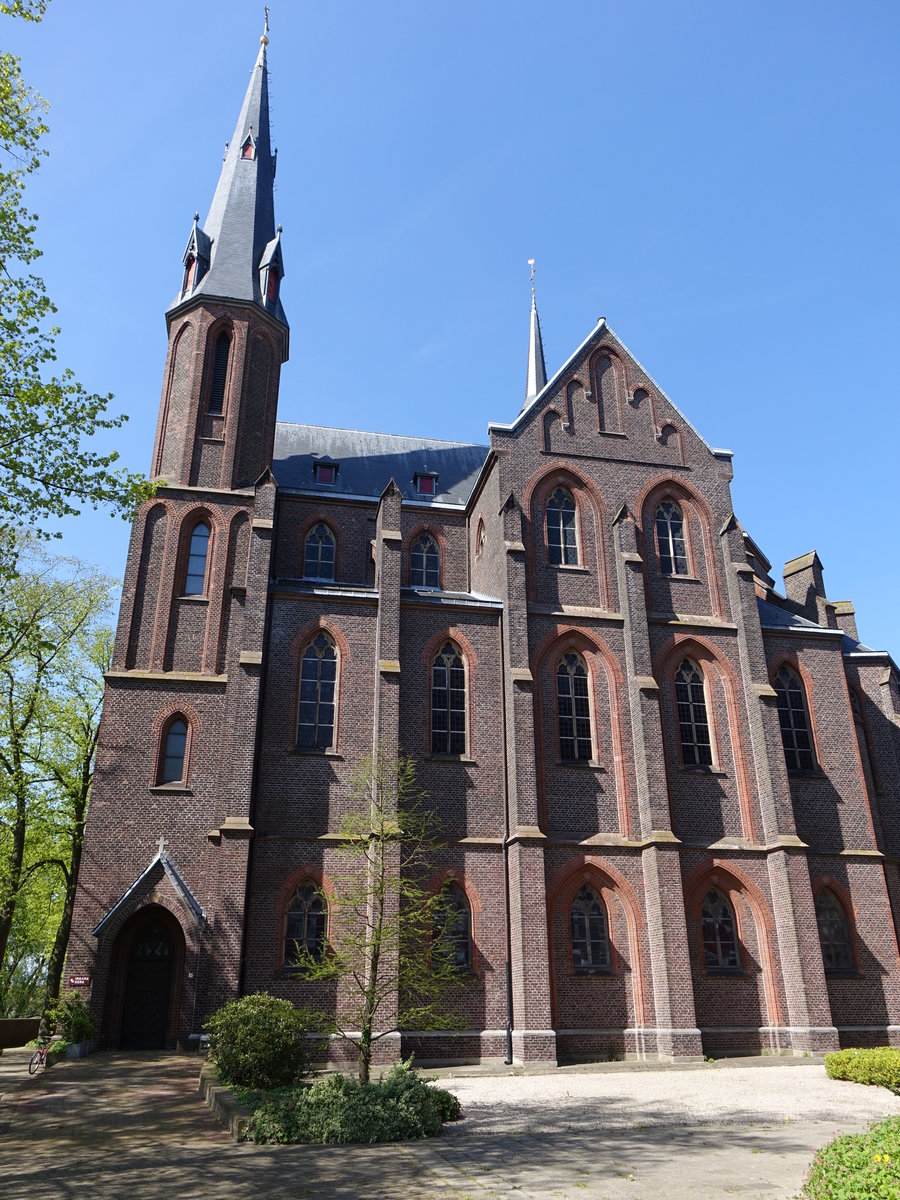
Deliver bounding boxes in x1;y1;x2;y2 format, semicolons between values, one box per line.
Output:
1;1049;898;1199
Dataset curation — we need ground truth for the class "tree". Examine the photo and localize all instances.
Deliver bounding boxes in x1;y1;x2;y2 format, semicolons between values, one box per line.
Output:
0;0;153;585
0;542;113;1017
297;749;466;1083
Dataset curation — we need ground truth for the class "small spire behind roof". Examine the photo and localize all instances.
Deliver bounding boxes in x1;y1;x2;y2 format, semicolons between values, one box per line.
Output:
523;258;547;409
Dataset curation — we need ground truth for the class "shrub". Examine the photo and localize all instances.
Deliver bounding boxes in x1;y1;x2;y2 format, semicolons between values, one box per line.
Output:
798;1115;900;1199
51;993;95;1043
204;994;323;1090
244;1061;463;1144
825;1047;900;1092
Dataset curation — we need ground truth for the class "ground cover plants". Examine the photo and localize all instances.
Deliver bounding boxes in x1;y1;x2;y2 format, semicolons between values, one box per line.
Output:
241;1059;462;1144
798;1115;900;1199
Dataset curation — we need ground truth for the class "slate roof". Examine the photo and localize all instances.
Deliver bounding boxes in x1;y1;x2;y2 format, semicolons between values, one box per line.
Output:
273;422;489;506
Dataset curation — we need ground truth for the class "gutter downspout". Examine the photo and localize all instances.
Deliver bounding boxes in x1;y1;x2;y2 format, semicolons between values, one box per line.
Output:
498;613;514;1065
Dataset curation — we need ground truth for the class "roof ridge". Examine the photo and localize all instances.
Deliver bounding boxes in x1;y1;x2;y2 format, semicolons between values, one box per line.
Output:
275;419;488;448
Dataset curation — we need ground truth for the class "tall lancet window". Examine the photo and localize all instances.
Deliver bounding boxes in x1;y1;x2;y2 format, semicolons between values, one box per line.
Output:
656;500;688;575
208;332;231;415
547;488;578;565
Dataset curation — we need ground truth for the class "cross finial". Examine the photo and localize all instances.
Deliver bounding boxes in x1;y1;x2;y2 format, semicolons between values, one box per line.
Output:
261;7;270;45
158;835;167;857
528;258;536;302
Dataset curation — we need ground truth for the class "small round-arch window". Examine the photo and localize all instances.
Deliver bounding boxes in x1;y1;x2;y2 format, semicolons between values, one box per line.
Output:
160;718;188;784
184;523;210;595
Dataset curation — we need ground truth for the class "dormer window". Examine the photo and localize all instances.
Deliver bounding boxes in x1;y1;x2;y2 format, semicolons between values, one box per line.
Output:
415;473;437;497
314;462;337;485
241;135;255;160
267;267;279;304
184;254;196;293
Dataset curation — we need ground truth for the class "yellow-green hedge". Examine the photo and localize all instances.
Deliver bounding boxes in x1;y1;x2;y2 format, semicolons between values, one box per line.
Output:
825;1047;900;1092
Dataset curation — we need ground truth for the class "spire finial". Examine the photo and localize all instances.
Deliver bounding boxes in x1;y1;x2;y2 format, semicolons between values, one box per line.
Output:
528;257;536;303
261;7;269;45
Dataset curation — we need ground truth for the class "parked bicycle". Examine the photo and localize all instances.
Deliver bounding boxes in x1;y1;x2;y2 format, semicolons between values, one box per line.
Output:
28;1042;50;1075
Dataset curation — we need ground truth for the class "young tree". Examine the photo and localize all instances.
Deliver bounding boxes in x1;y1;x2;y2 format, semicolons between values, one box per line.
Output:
297;749;466;1083
0;544;113;1015
0;1;153;585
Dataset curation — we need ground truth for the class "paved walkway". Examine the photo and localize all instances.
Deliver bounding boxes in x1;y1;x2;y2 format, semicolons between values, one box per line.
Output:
1;1047;898;1199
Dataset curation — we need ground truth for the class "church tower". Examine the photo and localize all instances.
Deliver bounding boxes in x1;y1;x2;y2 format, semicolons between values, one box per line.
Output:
67;27;288;1049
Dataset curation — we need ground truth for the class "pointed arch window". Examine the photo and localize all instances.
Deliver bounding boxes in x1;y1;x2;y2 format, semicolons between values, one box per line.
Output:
432;641;466;755
815;888;854;973
547;488;578;565
434;882;472;969
570;885;611;973
283;883;327;968
700;888;740;971
675;659;713;766
159;716;188;785
410;534;440;589
656;499;688;575
297;633;338;750
208;332;231;415
774;666;814;772
184;522;210;595
557;652;592;761
304;524;335;581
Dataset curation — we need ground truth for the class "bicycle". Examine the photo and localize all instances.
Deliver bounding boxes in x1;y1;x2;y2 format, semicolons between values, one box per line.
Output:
28;1042;51;1075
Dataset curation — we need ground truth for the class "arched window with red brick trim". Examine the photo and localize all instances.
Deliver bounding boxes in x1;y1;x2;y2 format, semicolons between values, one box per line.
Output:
283;882;327;969
158;714;189;785
557;652;593;762
570;884;611;973
433;881;472;969
431;642;466;756
815;888;853;973
774;665;814;772
700;887;740;972
297;632;338;750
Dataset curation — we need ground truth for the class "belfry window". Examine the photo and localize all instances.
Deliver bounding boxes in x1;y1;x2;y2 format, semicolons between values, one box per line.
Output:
547;488;577;565
284;883;327;967
297;632;338;750
557;652;592;761
701;888;740;972
184;522;210;596
656;499;688;575
208;332;231;415
675;659;713;767
432;642;466;755
570;885;611;973
774;666;814;772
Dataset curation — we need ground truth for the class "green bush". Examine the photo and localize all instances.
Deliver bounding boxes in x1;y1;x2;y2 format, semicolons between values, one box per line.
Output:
825;1047;900;1092
52;993;95;1043
244;1060;463;1144
798;1115;900;1199
204;994;323;1090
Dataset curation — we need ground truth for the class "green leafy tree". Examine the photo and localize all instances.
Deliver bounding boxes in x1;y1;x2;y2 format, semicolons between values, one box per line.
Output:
0;0;153;584
298;749;465;1084
0;542;113;1016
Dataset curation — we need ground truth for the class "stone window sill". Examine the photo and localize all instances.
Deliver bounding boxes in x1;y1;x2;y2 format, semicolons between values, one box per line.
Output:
787;768;824;779
150;783;193;795
557;759;606;771
679;765;727;776
658;574;701;583
176;594;209;604
289;748;344;760
549;564;590;574
427;754;478;765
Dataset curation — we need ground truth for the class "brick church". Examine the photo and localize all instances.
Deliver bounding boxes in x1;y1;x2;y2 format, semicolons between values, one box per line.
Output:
69;32;900;1064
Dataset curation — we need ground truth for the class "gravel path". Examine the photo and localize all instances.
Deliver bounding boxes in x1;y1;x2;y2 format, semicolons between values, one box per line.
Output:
441;1061;900;1137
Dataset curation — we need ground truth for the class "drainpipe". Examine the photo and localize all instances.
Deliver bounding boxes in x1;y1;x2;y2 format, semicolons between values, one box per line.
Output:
498;613;514;1065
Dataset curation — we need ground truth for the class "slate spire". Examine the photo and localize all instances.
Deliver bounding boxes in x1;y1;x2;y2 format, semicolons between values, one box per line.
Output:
523;259;547;409
170;21;287;326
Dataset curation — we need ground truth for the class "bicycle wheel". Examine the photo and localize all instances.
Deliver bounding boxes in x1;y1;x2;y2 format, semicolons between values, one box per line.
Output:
28;1049;44;1075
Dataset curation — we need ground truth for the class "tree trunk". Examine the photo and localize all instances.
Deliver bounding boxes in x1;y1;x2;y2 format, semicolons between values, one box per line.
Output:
0;778;27;972
39;854;77;1040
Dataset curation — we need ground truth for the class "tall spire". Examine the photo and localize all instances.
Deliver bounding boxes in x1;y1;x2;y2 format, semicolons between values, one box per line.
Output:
523;259;547;409
169;19;286;326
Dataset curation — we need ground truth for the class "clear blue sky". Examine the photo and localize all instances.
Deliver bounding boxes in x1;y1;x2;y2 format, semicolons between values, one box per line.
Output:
7;1;899;652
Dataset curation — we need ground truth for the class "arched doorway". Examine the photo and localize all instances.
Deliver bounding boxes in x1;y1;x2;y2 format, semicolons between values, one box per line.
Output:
107;906;185;1050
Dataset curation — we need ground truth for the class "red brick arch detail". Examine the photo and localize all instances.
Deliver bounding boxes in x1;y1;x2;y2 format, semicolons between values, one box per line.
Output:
522;463;611;609
635;474;725;619
767;653;824;772
297;512;343;580
530;625;630;836
656;423;687;468
424;868;484;975
420;628;478;759
545;856;649;1028
682;858;783;1026
153;320;197;479
588;347;627;432
541;407;564;452
403;523;449;588
273;865;336;974
289;620;349;753
811;875;864;974
149;702;202;788
654;632;756;842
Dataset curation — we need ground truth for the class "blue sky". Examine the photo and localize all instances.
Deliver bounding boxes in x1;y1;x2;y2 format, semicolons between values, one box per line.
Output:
7;2;899;651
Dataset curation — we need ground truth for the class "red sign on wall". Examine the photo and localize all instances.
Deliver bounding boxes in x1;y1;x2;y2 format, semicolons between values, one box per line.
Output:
68;975;91;987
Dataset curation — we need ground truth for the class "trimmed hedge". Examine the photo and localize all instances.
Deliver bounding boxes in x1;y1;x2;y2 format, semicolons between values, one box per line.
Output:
825;1047;900;1092
244;1060;463;1144
799;1115;900;1199
204;994;323;1090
